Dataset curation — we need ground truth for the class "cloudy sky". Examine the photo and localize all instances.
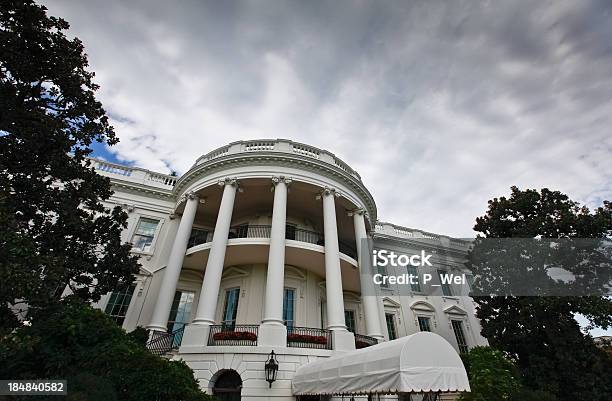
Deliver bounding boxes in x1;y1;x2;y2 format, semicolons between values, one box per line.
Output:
42;0;612;239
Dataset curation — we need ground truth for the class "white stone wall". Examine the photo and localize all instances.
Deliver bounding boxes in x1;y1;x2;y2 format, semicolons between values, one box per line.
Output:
177;348;333;401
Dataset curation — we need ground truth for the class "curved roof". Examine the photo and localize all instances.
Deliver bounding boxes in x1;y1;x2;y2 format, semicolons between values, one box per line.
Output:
292;332;470;395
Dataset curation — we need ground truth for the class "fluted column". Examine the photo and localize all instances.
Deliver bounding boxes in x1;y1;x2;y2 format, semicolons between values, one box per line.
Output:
321;187;347;331
259;177;291;346
321;187;355;351
352;209;385;341
148;192;199;332
192;178;238;325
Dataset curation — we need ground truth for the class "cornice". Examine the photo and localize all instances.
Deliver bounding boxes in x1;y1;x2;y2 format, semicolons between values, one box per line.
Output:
371;232;468;258
110;180;174;200
174;151;378;224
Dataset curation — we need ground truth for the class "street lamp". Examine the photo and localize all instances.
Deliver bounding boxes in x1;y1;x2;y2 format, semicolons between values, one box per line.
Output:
265;350;279;388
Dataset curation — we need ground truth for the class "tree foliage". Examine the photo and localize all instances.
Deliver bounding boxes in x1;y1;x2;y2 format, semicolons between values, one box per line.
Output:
460;346;520;401
469;186;612;401
0;302;212;401
0;0;139;332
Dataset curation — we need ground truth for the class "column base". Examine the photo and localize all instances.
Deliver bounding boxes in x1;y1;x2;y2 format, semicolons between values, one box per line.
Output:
181;323;211;348
258;323;288;347
370;333;386;342
146;324;169;333
331;329;356;352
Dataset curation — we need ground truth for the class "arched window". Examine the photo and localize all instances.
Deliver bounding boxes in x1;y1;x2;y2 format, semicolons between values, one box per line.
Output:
213;370;242;401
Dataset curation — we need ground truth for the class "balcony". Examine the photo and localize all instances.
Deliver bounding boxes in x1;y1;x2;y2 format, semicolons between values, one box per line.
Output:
354;333;378;349
189;225;357;259
146;326;185;356
92;159;177;190
287;326;333;350
207;324;259;346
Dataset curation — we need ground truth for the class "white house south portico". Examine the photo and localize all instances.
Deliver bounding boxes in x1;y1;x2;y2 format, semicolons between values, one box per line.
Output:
92;139;487;401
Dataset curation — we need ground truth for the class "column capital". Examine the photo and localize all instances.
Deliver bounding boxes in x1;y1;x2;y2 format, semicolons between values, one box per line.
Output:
175;191;200;212
316;186;341;200
218;177;239;187
271;176;292;185
347;208;367;217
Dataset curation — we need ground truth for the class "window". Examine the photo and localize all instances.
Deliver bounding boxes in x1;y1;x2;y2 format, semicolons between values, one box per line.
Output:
466;274;474;293
104;284;135;326
417;316;431;332
437;269;452;296
283;288;296;328
222;288;240;329
345;310;356;333
131;218;159;252
379;266;389;288
188;228;209;248
407;266;421;293
167;290;195;333
452;320;469;354
385;313;397;340
229;224;249;238
285;224;296;240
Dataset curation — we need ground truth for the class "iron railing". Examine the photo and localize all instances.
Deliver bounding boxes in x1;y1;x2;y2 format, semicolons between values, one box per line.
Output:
146;326;185;356
287;326;332;350
354;333;378;349
229;225;271;239
188;224;357;258
207;324;259;346
289;227;324;244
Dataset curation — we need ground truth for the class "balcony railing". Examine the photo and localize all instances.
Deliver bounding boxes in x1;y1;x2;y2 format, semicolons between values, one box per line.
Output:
354;333;378;349
146;326;185;356
287;326;332;350
207;324;259;346
188;225;357;259
195;139;362;180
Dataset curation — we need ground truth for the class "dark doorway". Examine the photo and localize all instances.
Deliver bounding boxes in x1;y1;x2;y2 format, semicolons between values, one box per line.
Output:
213;370;242;401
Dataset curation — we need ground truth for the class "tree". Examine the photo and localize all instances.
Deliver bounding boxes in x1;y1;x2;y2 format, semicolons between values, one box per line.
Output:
0;302;212;401
460;346;520;401
0;0;139;332
468;186;612;401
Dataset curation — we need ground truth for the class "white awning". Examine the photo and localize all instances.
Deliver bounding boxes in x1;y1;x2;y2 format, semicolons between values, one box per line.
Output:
292;332;470;395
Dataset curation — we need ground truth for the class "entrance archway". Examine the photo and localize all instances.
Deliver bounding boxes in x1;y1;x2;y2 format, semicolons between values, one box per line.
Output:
213;370;242;401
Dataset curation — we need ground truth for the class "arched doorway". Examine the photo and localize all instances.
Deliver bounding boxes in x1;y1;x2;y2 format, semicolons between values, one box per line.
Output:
213;370;242;401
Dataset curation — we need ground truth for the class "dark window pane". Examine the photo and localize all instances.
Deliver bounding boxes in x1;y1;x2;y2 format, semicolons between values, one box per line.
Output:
385;313;397;340
345;310;356;333
104;284;135;326
283;288;295;327
418;316;431;332
438;269;452;296
452;320;469;354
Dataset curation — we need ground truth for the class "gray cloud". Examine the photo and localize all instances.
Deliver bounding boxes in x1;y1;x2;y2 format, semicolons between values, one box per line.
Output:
42;0;612;237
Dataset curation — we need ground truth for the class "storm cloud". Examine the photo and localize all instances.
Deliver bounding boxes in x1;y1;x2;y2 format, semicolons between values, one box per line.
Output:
42;0;612;237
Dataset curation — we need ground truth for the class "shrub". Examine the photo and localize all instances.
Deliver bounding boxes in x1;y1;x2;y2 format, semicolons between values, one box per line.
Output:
460;346;519;401
0;302;212;401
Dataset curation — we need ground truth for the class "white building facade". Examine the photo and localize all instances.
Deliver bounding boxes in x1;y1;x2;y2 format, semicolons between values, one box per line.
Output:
93;139;487;400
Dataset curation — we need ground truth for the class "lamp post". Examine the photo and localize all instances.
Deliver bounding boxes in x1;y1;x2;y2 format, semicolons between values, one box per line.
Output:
265;350;279;388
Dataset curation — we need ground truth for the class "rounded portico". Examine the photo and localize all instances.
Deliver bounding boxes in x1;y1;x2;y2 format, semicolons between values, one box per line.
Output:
93;138;481;401
146;139;385;354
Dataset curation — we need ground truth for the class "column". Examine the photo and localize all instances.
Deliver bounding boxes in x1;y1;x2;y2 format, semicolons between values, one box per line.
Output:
259;176;290;346
147;192;199;332
353;209;385;341
181;178;238;348
321;187;355;351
